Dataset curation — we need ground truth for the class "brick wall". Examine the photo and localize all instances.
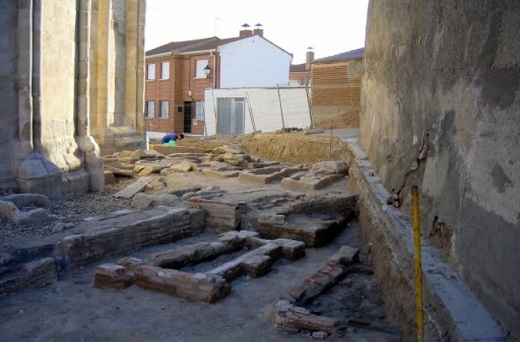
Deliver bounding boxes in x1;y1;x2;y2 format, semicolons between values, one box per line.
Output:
311;59;362;128
145;53;217;135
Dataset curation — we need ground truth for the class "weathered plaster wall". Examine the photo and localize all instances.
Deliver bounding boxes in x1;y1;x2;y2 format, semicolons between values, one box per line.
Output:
360;0;520;338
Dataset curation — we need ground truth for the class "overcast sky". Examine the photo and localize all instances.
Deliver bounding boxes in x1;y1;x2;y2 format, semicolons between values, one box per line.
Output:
145;0;369;64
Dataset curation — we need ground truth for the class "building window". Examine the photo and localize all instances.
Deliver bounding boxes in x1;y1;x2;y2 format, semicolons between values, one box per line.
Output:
145;101;155;118
160;101;169;119
195;101;205;120
195;59;209;78
161;61;170;80
147;64;156;80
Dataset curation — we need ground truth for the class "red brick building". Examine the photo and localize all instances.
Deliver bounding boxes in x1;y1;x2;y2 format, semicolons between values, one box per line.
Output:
289;50;314;86
145;37;229;135
145;27;291;136
311;48;364;128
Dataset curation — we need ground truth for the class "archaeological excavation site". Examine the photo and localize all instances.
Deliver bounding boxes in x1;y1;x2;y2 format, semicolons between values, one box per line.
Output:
1;134;404;341
0;132;510;342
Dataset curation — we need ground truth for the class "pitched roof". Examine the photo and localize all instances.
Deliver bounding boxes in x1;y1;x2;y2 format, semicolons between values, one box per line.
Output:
314;48;364;64
290;63;308;73
147;34;291;58
219;35;292;58
146;36;242;57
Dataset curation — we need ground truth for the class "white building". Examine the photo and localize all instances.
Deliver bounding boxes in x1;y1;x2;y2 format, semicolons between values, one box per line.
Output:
219;34;293;88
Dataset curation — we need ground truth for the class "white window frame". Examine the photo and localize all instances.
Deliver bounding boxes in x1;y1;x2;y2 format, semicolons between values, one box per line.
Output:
195;59;209;78
159;101;169;119
161;61;170;80
147;64;156;80
145;101;155;118
195;101;205;120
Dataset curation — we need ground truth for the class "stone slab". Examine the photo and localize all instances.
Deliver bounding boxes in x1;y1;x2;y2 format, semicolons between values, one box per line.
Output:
202;169;240;178
113;176;153;198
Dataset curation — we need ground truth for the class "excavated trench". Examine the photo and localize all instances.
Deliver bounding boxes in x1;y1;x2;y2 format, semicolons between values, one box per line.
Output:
0;132;420;341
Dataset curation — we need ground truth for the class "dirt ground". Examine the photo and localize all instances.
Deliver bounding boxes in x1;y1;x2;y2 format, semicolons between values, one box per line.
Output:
0;133;401;342
314;112;360;130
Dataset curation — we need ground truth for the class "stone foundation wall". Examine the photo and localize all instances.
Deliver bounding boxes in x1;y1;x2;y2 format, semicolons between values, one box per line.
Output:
360;1;520;338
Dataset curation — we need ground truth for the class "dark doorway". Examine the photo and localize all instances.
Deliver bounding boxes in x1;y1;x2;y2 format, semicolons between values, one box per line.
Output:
183;102;192;133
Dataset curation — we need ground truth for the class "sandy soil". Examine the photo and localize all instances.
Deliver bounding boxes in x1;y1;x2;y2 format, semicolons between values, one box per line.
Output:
0;133;401;342
315;112;360;130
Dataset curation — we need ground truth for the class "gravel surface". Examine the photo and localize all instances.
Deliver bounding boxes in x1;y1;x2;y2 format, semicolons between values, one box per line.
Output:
0;179;133;246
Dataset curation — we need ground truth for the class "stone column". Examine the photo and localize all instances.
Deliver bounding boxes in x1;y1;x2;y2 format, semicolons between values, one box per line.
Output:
17;0;62;198
76;0;104;192
136;0;146;136
94;0;110;134
17;0;34;154
125;0;146;136
125;0;137;128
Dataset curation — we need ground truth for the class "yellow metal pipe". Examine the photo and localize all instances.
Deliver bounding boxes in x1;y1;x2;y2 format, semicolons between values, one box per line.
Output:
412;186;424;342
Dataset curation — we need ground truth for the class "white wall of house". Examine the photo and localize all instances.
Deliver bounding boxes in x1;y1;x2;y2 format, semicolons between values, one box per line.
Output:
204;87;311;136
219;36;292;88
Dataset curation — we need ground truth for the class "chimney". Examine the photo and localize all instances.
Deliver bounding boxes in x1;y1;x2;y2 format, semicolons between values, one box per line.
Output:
239;23;252;38
239;29;253;38
253;28;264;37
253;23;263;37
305;48;315;71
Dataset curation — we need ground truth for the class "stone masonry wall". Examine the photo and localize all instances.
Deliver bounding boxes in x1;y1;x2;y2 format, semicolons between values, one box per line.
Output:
0;0;146;196
0;2;22;188
360;1;520;338
38;0;83;173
